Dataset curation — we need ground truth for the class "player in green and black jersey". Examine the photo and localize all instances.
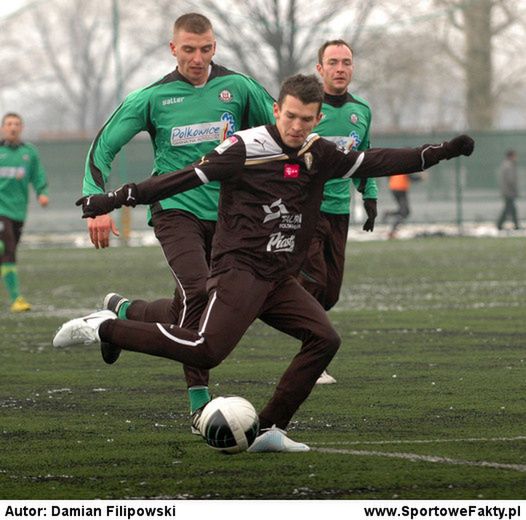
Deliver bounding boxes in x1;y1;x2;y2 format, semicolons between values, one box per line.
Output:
83;13;275;417
0;113;49;312
299;40;378;385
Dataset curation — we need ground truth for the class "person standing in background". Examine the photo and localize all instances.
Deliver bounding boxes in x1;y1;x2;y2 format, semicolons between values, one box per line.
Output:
496;149;520;230
0;112;49;312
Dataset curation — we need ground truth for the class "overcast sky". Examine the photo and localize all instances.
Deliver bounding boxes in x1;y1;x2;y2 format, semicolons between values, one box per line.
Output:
0;0;29;19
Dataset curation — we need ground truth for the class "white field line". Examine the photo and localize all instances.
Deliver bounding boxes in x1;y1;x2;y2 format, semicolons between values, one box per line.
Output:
312;436;526;446
312;447;526;473
312;436;526;473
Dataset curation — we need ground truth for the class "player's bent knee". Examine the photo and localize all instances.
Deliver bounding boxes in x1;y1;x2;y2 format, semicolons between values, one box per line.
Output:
198;347;227;369
323;329;341;356
323;294;339;312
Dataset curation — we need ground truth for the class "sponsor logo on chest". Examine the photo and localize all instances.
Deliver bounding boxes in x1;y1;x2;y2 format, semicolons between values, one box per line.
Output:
284;164;300;179
0;167;25;179
263;199;302;252
162;96;185;106
266;232;295;253
171;113;236;146
262;199;302;229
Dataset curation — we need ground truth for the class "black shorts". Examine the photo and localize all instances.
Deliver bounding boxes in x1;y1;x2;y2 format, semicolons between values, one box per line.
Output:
298;212;349;310
0;216;24;263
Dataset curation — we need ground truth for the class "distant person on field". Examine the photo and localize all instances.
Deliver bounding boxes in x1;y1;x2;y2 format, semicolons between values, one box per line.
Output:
0;113;49;312
496;149;520;230
383;173;421;239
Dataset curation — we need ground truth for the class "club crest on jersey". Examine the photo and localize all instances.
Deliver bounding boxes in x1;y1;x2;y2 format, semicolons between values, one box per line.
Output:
219;90;233;103
304;153;313;170
350;113;359;124
284;164;300;179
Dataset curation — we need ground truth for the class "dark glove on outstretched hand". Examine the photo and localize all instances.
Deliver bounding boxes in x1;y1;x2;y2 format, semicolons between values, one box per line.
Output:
75;183;138;219
444;135;475;159
362;198;377;232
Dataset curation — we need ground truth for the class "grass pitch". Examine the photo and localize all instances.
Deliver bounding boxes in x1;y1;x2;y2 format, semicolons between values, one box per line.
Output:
0;236;525;499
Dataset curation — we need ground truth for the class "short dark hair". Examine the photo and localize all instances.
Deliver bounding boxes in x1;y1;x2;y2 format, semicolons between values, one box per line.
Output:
174;13;213;34
506;149;517;159
2;112;22;125
277;74;324;112
317;39;353;64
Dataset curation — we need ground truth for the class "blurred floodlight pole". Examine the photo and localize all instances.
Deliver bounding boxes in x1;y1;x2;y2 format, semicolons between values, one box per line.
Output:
112;0;131;244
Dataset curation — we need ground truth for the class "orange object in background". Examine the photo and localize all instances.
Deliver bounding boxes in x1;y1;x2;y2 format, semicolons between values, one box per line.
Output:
389;174;410;191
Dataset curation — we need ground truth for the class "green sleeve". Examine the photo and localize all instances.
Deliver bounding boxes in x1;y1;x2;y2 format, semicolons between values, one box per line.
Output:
243;77;275;128
83;88;150;195
29;146;48;196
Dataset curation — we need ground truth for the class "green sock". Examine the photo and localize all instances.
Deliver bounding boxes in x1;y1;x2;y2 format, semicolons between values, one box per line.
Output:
117;301;130;319
1;263;20;302
188;386;211;414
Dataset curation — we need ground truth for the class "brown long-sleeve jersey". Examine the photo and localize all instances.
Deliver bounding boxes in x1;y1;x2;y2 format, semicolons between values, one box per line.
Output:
131;124;448;280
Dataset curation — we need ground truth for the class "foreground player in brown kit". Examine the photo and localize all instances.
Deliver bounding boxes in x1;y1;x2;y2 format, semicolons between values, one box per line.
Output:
55;74;474;452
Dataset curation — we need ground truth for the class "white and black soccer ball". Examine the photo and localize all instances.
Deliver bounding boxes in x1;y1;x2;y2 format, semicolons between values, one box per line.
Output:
199;396;259;454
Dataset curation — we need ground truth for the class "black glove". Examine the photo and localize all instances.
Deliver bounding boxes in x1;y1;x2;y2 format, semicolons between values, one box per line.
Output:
444;135;475;159
362;198;377;232
75;183;138;219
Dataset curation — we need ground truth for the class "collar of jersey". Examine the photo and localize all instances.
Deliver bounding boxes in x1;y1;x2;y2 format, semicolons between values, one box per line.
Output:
172;62;220;87
266;125;320;158
0;139;23;149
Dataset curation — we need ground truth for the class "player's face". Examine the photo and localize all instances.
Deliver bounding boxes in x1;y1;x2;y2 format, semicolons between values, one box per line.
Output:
274;95;322;148
170;29;216;86
316;44;353;95
1;116;23;143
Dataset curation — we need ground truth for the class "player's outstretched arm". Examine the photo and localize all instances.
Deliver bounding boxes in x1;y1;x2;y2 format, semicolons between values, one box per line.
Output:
77;138;246;219
76;184;138;219
348;135;475;181
421;134;474;168
76;162;209;219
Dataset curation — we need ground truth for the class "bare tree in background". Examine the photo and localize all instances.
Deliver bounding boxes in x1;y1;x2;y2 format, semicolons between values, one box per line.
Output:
197;0;379;93
35;0;184;133
0;0;188;134
358;30;463;132
352;0;469;132
3;0;525;135
435;0;524;130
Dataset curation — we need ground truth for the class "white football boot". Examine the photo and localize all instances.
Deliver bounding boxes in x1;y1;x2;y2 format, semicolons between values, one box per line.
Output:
247;426;310;453
316;370;337;385
53;310;117;348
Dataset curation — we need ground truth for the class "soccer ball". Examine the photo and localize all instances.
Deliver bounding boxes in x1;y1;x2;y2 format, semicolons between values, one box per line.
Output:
199;396;259;454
